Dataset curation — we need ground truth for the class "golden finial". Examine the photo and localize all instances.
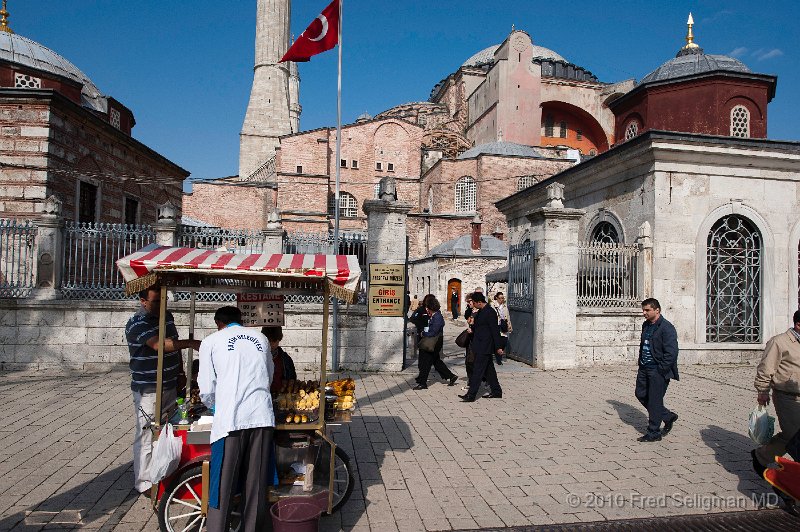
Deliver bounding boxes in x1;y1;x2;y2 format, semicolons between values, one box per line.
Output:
683;13;699;49
0;0;13;34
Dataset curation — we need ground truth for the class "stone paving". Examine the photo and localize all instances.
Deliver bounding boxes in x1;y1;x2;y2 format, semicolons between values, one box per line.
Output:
0;321;783;531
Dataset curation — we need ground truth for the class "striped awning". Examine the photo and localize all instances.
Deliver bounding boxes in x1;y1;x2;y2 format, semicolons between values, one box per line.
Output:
116;244;361;302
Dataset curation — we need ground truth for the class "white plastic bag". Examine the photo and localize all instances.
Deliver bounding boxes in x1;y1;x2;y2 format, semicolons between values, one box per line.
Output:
748;404;775;445
149;423;183;483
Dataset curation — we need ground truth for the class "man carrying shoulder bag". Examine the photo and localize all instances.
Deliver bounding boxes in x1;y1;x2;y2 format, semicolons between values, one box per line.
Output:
413;296;458;390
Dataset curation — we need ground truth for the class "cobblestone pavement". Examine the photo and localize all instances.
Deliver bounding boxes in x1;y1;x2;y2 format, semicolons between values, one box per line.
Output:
0;321;785;531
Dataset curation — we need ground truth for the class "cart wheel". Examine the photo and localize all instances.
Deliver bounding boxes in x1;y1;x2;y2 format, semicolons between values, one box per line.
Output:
157;465;242;532
328;446;355;514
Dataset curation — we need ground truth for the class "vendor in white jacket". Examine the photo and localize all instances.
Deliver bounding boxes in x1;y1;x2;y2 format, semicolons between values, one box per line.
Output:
198;306;274;532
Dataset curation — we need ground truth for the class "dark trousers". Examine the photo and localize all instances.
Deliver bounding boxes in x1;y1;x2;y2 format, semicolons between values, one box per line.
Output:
635;366;673;437
495;336;507;364
466;353;501;398
207;427;274;532
417;349;455;385
452;308;458;319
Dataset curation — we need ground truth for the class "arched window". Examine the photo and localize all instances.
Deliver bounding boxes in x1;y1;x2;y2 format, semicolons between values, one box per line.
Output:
590;221;620;244
706;215;762;343
517;175;535;191
624;120;639;141
730;105;750;138
328;192;358;218
454;177;476;213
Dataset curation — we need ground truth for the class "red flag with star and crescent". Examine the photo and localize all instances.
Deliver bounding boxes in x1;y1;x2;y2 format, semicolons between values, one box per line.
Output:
279;0;340;63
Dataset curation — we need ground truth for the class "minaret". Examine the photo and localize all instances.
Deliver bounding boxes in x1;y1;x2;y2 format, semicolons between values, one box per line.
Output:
239;0;295;178
288;55;301;133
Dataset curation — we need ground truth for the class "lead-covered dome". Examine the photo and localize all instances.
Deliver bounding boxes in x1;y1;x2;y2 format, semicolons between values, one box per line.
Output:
462;43;567;68
639;50;751;86
0;31;106;112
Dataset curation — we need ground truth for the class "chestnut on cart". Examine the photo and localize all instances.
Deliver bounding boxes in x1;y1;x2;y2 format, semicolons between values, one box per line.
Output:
116;245;359;531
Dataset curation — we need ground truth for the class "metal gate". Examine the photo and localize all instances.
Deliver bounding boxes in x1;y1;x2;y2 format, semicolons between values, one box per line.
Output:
507;241;535;365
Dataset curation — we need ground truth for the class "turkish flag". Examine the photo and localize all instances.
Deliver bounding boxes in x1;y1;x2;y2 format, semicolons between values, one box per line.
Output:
279;0;340;63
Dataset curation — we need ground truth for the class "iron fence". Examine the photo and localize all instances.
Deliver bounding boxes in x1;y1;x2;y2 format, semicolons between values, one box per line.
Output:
577;241;640;307
178;225;268;253
61;222;156;299
0;219;37;298
507;241;534;311
283;230;368;304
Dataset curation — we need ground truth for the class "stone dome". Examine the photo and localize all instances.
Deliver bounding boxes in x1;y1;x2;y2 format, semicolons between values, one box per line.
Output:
0;31;106;112
639;49;751;86
462;43;567;68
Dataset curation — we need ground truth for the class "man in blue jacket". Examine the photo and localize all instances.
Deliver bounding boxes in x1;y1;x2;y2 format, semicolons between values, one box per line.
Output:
635;298;679;442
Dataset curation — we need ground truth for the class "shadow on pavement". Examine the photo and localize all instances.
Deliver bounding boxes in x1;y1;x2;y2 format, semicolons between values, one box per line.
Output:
606;399;648;432
0;463;140;531
700;424;774;500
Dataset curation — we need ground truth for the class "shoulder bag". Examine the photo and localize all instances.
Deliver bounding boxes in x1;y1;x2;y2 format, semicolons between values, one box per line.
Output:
455;329;470;348
418;334;441;352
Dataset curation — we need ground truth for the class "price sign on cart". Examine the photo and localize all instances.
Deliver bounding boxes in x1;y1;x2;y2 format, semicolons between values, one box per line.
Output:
236;294;285;326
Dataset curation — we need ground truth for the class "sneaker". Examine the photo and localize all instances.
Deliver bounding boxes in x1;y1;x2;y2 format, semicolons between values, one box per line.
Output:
460;385;469;392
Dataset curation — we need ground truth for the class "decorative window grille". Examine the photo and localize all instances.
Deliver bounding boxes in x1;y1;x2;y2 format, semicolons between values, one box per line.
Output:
14;73;41;88
517;175;535;191
730;105;750;138
590;221;620;244
374;182;380;198
329;192;358;218
544;115;554;137
109;108;121;129
454;176;476;213
577;241;640;307
706;214;762;343
559;121;568;138
625;121;639;141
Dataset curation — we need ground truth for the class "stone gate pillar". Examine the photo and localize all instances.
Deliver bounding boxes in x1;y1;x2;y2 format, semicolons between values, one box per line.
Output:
33;195;64;298
362;178;412;371
262;209;283;254
527;183;584;369
156;202;178;247
636;221;653;299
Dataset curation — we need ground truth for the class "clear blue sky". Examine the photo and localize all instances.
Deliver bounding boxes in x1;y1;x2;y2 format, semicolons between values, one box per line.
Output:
11;1;797;189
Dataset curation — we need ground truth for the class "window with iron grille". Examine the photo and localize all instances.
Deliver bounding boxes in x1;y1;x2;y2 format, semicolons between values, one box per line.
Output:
454;176;476;213
78;181;98;224
109;108;121;129
576;129;583;141
374;182;380;198
517;175;535;191
625;121;639;141
730;105;750;138
14;72;41;88
124;197;139;226
590;221;620;244
544;115;554;137
559;121;567;138
706;214;762;343
328;192;358;218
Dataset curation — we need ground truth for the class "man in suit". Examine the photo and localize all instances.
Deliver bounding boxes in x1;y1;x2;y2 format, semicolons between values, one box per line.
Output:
459;292;503;402
635;298;679;442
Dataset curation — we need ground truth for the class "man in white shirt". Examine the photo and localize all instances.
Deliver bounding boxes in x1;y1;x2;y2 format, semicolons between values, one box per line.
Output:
198;306;274;532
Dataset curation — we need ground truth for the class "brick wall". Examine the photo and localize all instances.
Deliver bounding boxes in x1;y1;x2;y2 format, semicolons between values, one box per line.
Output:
183;183;274;229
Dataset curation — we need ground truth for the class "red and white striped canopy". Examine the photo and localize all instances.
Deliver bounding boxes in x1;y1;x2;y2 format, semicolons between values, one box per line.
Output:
116;244;361;302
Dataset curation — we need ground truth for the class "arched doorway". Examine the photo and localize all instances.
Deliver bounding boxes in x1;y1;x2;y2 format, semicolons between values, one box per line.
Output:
446;278;462;318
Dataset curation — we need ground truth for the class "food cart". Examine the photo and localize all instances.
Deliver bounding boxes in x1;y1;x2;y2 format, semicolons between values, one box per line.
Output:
116;244;360;531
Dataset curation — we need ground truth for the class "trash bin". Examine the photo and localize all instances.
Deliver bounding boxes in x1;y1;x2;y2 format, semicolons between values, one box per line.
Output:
270;497;322;532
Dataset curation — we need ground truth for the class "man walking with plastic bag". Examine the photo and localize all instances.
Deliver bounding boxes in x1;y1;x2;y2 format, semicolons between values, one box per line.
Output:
752;310;800;476
199;306;274;532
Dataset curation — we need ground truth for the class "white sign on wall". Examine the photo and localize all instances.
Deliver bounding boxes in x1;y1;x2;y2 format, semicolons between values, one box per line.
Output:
236;294;285;327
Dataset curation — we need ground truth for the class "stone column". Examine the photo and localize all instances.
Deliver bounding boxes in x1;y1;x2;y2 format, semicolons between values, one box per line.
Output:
262;209;283;254
526;183;584;369
33;195;64;299
156;202;178;247
362;177;412;371
636;221;653;300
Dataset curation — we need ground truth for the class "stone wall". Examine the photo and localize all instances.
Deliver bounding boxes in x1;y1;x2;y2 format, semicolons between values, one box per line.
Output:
0;298;368;372
576;308;641;366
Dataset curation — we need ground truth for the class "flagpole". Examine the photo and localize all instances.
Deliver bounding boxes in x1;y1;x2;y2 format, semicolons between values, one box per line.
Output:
332;0;343;371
